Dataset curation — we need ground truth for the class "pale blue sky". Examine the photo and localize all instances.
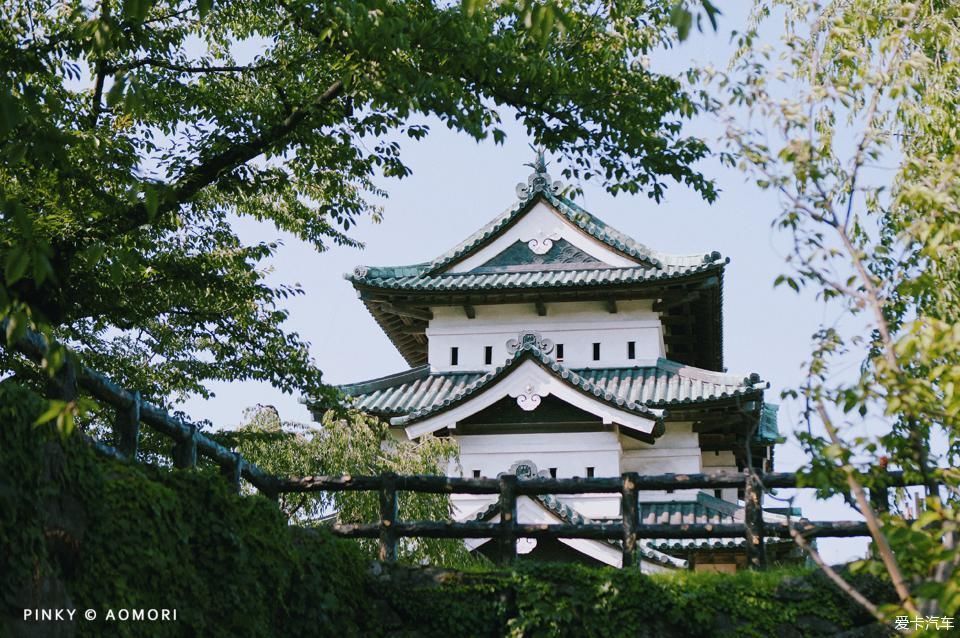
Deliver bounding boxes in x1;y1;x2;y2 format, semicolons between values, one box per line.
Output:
180;6;876;562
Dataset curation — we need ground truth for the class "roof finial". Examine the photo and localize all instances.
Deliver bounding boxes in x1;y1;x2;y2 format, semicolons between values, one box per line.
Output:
516;143;563;200
525;144;549;175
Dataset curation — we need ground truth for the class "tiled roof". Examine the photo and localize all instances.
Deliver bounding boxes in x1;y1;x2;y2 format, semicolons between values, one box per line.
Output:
340;358;768;418
347;261;722;292
346;191;726;292
470;493;688;569
385;342;662;428
639;492;793;552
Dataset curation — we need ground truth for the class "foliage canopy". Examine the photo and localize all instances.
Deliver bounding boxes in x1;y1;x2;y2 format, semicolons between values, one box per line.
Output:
721;0;960;621
0;0;716;412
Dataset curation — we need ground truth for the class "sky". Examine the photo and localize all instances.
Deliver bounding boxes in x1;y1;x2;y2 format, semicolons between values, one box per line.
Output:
179;5;878;563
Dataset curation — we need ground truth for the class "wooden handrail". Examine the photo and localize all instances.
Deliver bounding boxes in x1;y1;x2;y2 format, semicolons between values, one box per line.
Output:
5;323;925;570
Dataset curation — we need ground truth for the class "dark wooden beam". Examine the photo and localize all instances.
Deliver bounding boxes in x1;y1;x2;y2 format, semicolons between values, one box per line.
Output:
378;302;433;321
654;291;700;312
463;304;476;319
535;300;547;316
659;315;695;325
606;297;618;314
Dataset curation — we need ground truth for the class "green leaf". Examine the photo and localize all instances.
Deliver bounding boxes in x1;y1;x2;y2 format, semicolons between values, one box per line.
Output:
670;4;693;42
34;401;67;426
144;186;159;220
106;74;127;108
4;247;30;284
197;0;213;19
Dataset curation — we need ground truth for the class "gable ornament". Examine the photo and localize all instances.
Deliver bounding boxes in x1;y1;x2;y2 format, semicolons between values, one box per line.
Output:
516;146;563;200
505;330;554;356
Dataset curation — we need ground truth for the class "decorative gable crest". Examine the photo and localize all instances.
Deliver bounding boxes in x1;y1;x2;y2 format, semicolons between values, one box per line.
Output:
516;146;563;200
500;459;551;479
506;331;554;356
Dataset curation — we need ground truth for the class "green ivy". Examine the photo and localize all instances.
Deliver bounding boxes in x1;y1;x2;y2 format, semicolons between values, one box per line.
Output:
0;381;894;637
0;381;372;638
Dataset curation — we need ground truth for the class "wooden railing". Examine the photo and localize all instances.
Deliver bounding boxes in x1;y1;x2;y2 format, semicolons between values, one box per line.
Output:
273;470;909;568
9;325;919;569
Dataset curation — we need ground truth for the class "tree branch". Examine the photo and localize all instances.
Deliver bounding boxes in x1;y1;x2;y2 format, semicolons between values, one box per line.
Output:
106;58;276;75
93;78;344;240
816;401;919;615
89;1;111;127
788;525;889;626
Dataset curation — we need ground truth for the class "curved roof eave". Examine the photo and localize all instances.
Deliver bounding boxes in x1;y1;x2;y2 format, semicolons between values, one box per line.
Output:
390;345;664;436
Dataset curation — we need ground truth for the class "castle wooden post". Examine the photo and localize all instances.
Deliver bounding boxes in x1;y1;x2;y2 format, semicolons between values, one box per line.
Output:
222;452;243;493
50;356;78;402
172;421;197;469
378;473;399;563
498;474;518;564
114;391;141;459
869;475;890;514
621;472;639;568
744;470;767;570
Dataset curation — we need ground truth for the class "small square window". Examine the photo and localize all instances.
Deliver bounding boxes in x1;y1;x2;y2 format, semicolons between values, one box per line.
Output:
592;343;600;361
549;467;557;478
450;347;459;366
473;469;481;478
484;345;493;365
714;489;723;499
627;341;636;359
586;466;595;478
556;343;565;361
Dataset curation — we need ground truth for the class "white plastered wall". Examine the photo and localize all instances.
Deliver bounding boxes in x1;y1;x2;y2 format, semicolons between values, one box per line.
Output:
701;449;739;503
451;431;622;520
620;422;702;502
428;300;664;372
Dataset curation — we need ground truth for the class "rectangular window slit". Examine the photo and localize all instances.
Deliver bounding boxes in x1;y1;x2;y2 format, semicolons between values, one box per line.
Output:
484;345;493;365
714;489;723;499
586;466;595;478
627;341;636;359
592;343;600;361
473;469;481;478
549;467;557;478
450;347;459;366
556;343;564;361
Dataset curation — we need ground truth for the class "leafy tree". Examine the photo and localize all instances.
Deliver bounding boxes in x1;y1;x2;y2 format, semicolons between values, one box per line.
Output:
220;404;473;567
0;0;718;417
718;0;960;622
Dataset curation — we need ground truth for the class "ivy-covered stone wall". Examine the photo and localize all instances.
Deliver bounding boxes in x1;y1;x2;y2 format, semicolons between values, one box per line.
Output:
0;381;893;638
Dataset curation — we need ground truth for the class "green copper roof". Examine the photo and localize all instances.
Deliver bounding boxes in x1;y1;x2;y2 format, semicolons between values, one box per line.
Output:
346;164;726;290
757;403;781;443
348;260;722;292
340;357;768;418
640;492;795;552
386;341;662;430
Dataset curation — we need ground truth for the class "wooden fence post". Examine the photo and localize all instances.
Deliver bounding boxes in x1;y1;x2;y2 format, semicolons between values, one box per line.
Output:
869;476;890;514
498;474;518;565
221;452;243;493
50;357;78;402
744;470;767;570
172;421;197;469
114;391;141;459
621;472;639;568
379;473;398;563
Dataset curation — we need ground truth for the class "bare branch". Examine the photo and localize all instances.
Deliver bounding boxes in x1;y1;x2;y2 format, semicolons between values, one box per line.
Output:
816;401;919;615
788;526;890;626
